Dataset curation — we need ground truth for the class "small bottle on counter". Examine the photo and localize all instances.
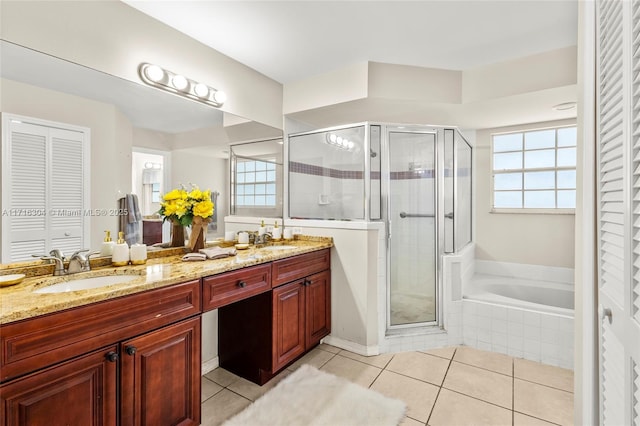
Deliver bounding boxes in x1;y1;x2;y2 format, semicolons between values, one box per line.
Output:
283;227;293;240
272;221;282;240
258;219;266;236
130;243;147;265
100;230;115;257
111;231;130;266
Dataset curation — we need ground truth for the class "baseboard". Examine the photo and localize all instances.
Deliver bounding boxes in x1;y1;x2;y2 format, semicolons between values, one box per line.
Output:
201;356;219;376
322;335;380;356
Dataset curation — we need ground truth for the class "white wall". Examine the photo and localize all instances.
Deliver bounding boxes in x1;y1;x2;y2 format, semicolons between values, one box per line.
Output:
474;119;576;268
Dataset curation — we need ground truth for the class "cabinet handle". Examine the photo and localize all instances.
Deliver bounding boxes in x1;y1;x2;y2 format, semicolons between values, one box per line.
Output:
237;281;247;288
125;345;137;356
106;351;119;362
303;279;311;287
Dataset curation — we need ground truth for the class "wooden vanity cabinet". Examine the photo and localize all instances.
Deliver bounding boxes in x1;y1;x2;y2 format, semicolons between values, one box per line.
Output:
120;317;201;426
218;248;331;384
1;345;118;426
272;269;331;372
0;280;202;426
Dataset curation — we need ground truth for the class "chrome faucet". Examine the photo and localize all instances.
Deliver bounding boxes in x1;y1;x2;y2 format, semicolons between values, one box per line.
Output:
67;249;92;274
254;232;272;246
39;256;66;276
37;249;97;276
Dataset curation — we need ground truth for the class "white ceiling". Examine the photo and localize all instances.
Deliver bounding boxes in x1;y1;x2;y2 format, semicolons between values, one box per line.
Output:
123;0;578;84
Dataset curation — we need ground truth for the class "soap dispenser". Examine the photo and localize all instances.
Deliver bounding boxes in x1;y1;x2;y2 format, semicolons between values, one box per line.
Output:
258;219;266;236
272;221;282;240
111;231;130;266
99;230;115;257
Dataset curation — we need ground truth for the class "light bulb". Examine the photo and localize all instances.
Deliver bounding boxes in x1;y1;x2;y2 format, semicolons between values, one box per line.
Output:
144;65;164;82
212;90;227;104
328;134;337;143
194;83;209;98
336;136;343;145
348;141;355;149
172;75;188;91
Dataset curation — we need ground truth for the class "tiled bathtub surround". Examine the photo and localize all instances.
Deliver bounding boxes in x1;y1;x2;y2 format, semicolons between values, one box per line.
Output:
461;261;575;370
462;300;574;369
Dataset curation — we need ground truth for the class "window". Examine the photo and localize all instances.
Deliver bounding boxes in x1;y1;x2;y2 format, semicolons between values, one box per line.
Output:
492;126;577;211
151;182;161;203
235;159;277;207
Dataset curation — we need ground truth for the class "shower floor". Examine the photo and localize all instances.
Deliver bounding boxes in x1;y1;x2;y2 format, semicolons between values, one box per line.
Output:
390;292;436;325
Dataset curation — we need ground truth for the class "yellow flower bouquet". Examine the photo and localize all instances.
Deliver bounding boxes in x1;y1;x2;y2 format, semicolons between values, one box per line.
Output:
159;185;214;250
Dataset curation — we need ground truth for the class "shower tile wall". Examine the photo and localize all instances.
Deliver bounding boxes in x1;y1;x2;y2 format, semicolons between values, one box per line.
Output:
289;166;364;219
462;300;574;369
389;177;435;296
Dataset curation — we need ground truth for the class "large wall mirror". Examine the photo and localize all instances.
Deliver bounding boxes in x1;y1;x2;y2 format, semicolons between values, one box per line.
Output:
0;40;282;262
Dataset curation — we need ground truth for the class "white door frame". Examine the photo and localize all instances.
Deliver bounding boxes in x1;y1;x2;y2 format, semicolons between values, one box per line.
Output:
575;1;598;425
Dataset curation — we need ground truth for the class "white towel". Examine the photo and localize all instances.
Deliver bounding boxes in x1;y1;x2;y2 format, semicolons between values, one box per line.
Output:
182;253;207;262
199;247;237;259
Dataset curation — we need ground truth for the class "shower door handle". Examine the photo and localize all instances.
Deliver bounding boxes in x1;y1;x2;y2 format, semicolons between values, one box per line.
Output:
399;212;434;219
444;212;454;219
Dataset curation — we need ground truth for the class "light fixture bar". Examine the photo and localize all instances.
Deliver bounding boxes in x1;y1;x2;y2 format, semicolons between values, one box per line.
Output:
138;62;226;108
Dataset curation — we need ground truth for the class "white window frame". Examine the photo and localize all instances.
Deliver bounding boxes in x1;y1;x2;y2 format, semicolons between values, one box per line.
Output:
490;124;577;215
235;158;278;208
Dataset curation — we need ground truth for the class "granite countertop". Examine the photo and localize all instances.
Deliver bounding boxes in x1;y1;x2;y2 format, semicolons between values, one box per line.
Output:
0;237;332;325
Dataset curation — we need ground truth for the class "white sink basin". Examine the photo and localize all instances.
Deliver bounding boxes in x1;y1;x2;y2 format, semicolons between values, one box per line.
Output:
261;245;297;251
34;275;139;294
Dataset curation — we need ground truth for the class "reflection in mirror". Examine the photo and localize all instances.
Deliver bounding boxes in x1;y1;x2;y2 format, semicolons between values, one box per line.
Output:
230;138;284;219
1;40;282;260
289;125;366;220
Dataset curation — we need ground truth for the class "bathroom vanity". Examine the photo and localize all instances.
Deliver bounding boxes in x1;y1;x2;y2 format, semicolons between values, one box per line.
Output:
0;240;331;426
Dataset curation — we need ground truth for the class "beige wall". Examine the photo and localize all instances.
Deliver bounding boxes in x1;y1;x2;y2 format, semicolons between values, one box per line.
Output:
0;0;283;129
1;78;133;251
1;78;231;248
475;119;576;268
171;151;228;237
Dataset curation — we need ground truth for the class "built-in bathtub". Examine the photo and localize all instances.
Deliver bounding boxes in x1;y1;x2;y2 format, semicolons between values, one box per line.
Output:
461;263;575;370
465;275;574;315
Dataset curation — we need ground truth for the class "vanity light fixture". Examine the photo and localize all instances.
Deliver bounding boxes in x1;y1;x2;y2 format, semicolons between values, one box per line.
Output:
138;62;226;108
144;162;162;170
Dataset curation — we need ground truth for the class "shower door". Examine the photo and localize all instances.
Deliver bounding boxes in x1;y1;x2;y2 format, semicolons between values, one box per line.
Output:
387;130;437;327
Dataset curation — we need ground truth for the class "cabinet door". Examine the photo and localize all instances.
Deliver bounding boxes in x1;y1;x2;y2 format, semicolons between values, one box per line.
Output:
272;281;305;372
305;270;331;348
120;317;201;426
1;345;117;426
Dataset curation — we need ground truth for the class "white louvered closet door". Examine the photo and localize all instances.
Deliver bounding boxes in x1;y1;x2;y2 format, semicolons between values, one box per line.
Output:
597;0;640;425
6;122;49;261
49;128;85;255
2;117;88;262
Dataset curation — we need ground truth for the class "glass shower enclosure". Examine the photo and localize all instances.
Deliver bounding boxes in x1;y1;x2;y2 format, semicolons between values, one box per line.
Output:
288;123;472;331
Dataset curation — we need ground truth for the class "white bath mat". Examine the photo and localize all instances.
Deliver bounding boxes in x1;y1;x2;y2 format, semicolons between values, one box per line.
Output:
222;364;406;426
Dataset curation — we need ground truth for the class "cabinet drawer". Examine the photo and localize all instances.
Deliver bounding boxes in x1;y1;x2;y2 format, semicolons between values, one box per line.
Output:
271;249;330;288
202;264;271;311
1;280;201;383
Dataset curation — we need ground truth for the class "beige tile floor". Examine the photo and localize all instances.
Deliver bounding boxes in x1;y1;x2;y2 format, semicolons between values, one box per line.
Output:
201;344;574;426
